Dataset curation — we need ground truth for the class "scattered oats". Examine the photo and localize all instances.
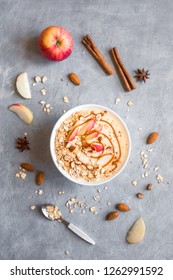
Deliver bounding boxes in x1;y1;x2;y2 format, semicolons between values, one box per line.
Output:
65;250;69;255
115;97;121;104
24;132;27;136
148;148;153;153
69;209;74;214
156;174;163;183
127;101;133;107
154;166;159;172
63;110;66;113
144;154;148;159
104;186;108;190
140;151;145;156
35;76;41;83
136;193;144;199
46;104;50;108
144;172;148;177
63;96;69;103
43;107;47;112
81;209;85;214
97;189;101;193
21;173;27;180
141;174;145;179
32;82;37;86
42;76;47;83
131;180;137;187
126;108;130;112
107;202;111;206
38;189;43;195
40;101;46;106
46;108;50;113
90;206;97;214
138;127;142;131
15;173;20;178
31;205;36;210
40;88;46;95
93;195;100;201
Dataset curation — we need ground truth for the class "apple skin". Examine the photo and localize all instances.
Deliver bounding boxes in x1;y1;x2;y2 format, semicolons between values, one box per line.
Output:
38;26;74;61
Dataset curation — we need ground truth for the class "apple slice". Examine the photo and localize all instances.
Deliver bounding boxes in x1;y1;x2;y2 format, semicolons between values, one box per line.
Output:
16;72;31;99
78;119;96;136
76;151;91;165
90;142;104;152
84;130;99;141
96;154;113;167
8;104;33;125
67;126;79;142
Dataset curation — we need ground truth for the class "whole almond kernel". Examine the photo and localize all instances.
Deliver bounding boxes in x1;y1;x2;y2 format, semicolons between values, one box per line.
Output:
106;211;119;221
116;203;130;212
147;183;153;190
36;171;45;186
68;73;80;85
147;132;158;144
137;193;144;199
20;163;34;172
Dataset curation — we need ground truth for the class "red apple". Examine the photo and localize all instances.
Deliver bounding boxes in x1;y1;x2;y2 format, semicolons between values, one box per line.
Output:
38;26;74;61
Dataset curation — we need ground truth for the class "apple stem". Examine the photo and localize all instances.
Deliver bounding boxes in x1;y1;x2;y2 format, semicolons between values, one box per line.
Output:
56;40;61;46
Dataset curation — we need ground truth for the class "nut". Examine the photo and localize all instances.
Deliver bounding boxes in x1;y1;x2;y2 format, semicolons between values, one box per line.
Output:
136;193;144;199
147;132;158;144
147;183;153;190
68;73;80;85
106;211;119;221
36;171;45;186
20;163;34;172
116;203;130;212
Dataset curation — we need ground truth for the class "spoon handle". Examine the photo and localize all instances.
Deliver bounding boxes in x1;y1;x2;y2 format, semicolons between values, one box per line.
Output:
68;223;95;245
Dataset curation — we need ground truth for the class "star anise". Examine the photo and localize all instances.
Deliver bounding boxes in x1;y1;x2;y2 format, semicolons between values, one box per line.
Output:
16;136;30;152
134;68;150;83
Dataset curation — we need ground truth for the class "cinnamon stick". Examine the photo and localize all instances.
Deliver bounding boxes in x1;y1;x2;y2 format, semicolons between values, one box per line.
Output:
111;47;137;91
82;34;114;75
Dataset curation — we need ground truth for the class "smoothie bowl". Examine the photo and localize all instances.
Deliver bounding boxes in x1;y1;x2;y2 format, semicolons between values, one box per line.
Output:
50;104;131;186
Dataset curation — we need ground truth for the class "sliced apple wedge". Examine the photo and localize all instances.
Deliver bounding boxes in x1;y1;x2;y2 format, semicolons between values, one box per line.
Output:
8;104;33;125
78;119;96;136
16;72;31;99
96;154;113;167
76;151;91;165
84;130;99;141
67;126;79;142
90;142;104;152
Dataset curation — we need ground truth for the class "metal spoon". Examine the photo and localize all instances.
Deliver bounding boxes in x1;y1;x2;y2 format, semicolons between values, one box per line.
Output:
41;204;95;245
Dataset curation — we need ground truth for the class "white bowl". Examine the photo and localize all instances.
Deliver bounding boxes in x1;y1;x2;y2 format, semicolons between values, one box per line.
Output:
50;104;131;186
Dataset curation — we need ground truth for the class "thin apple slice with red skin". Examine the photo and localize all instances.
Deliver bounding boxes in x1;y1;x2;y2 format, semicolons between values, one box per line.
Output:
8;104;33;125
96;154;113;167
67;126;79;142
84;130;99;141
90;142;104;152
76;151;91;165
78;119;96;136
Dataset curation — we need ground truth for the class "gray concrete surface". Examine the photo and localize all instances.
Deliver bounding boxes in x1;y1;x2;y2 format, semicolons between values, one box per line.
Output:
0;0;173;260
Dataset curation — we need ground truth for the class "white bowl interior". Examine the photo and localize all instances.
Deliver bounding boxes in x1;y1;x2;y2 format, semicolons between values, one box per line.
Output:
50;104;131;186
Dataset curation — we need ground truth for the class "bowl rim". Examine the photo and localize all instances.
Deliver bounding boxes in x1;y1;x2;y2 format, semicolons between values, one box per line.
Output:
50;104;131;186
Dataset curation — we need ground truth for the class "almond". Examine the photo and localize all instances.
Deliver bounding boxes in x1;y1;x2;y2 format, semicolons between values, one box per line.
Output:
106;211;119;221
68;73;80;85
147;132;158;144
20;163;34;172
116;203;130;212
36;171;45;186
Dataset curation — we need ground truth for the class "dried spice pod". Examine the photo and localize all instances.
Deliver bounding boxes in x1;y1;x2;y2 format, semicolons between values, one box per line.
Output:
147;132;158;144
20;163;34;172
36;171;45;186
116;203;130;212
106;211;119;221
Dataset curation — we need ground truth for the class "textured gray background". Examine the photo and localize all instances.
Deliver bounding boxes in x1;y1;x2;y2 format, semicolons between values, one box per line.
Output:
0;0;172;260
